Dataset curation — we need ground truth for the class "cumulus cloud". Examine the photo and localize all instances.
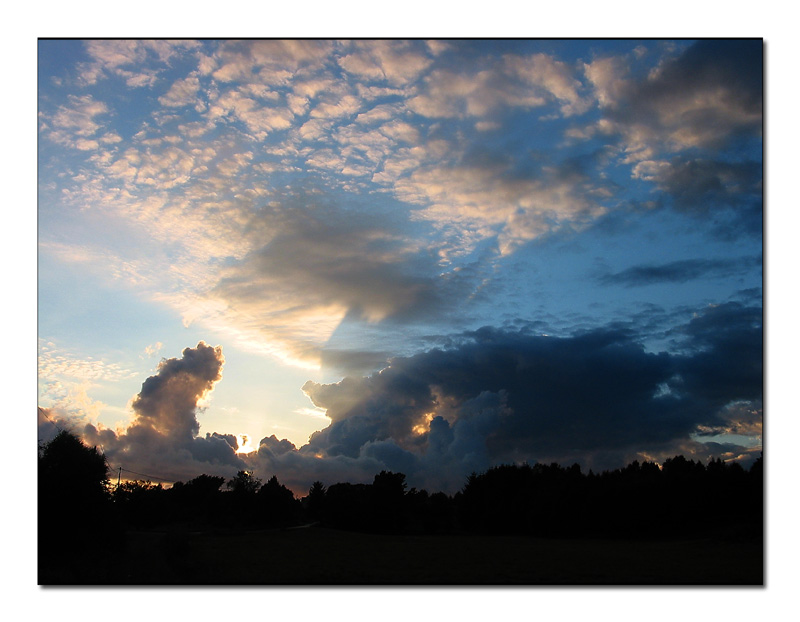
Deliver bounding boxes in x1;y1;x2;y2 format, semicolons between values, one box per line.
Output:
258;434;297;456
77;342;247;482
128;341;224;439
243;302;762;493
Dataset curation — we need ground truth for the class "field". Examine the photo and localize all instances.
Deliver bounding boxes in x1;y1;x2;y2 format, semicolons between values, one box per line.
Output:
112;526;763;585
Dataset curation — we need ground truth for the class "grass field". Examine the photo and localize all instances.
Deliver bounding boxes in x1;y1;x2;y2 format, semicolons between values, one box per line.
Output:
115;526;763;585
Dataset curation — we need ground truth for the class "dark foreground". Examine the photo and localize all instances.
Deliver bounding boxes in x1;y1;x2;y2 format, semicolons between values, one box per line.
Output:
43;526;763;585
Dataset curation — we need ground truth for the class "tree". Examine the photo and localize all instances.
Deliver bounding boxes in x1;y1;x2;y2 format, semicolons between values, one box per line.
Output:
371;471;408;533
38;429;112;583
39;429;110;515
307;481;326;520
226;470;261;495
257;475;298;525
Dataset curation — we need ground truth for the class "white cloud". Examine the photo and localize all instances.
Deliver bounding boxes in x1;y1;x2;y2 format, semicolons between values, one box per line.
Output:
338;40;433;86
44;94;109;149
583;55;630;108
144;342;163;357
212;40;332;84
38;341;136;383
505;53;590;116
406;51;587;120
394;159;610;256
78;40;200;85
159;74;201;107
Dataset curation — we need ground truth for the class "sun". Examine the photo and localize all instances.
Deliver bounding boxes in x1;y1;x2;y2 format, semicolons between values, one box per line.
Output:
235;434;258;454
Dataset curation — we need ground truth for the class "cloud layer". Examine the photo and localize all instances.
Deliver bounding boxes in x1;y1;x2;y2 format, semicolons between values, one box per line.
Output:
39;40;763;369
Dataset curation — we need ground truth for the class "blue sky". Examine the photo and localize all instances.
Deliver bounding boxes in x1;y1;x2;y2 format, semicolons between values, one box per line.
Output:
37;39;763;494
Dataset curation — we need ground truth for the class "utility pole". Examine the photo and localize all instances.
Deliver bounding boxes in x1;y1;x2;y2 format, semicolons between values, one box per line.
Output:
117;466;122;489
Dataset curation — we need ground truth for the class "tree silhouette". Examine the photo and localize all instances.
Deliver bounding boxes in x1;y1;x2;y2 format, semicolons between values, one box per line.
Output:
112;480;167;529
257;475;299;525
227;470;261;495
371;471;408;533
38;429;113;583
307;481;326;520
39;429;110;504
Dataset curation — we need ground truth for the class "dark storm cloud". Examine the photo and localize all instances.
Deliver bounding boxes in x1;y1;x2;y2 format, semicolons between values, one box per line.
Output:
670;302;763;406
598;255;762;287
292;302;761;490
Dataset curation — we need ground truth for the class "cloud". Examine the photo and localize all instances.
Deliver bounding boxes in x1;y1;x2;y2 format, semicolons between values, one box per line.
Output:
244;302;762;493
669;302;763;405
633;157;763;237
395;149;613;256
38;341;136;383
77;40;201;86
581;40;762;160
337;40;433;86
598;256;762;287
211;40;332;83
129;341;224;439
503;53;591;116
258;434;297;456
43;94;109;149
207;87;295;137
76;342;247;482
159;74;201;108
584;55;630;108
204;192;446;366
144;342;163;357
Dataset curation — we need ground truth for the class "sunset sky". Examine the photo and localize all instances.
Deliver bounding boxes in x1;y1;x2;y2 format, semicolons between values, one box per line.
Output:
37;39;763;495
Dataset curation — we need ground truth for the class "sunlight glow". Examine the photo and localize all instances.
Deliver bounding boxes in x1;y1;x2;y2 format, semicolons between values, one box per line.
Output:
294;406;330;421
235;434;258;454
412;412;435;436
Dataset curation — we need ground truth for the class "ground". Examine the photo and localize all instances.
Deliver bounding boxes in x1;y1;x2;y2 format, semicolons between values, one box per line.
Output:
101;526;763;585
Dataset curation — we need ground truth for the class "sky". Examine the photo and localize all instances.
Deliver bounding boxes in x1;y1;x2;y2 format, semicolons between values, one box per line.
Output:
37;38;763;496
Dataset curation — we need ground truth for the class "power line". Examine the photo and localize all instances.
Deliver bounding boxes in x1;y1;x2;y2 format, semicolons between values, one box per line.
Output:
114;466;173;482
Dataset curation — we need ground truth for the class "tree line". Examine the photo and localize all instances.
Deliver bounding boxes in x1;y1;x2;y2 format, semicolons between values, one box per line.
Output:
39;430;762;581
